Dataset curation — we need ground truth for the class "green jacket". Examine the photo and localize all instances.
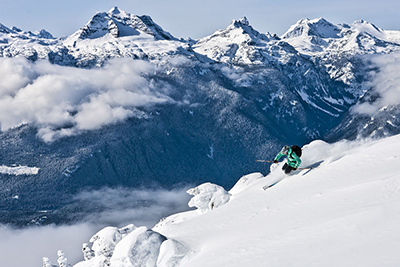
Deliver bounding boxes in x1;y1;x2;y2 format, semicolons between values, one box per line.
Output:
274;147;302;169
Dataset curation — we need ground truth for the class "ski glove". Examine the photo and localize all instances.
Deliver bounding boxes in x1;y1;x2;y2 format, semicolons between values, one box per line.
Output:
274;160;278;163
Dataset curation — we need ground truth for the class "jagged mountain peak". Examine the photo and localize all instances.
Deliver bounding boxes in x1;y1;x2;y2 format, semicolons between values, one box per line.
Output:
229;16;250;27
69;7;175;41
192;16;280;64
197;16;270;45
107;6;129;17
0;23;54;39
11;26;22;33
30;29;54;39
0;23;14;34
226;16;263;37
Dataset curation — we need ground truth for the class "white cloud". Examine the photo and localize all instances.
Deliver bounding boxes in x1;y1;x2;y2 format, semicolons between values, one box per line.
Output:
0;187;192;267
72;187;192;227
0;58;171;142
0;223;95;267
351;53;400;115
0;57;38;97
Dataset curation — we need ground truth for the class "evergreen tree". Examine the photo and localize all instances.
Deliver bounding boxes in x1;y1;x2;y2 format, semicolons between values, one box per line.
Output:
82;243;94;261
57;250;69;267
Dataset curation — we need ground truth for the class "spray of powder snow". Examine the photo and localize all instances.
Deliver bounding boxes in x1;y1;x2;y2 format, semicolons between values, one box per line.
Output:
0;57;173;142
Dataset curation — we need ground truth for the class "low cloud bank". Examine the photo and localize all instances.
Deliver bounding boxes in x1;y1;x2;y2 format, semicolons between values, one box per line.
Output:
0;223;95;267
0;186;191;267
0;57;172;142
352;53;400;115
72;187;192;227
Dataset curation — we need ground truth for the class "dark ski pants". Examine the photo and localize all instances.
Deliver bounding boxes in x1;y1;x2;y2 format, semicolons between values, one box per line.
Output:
282;163;294;174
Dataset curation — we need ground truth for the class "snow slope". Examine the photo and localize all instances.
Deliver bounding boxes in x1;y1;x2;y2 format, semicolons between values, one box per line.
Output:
64;134;400;267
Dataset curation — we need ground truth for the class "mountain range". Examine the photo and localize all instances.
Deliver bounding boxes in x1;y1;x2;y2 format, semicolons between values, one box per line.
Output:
1;7;400;226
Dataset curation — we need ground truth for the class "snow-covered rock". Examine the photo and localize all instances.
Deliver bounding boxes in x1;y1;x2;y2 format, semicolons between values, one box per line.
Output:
156;239;191;267
187;182;231;212
71;224;191;267
109;227;166;267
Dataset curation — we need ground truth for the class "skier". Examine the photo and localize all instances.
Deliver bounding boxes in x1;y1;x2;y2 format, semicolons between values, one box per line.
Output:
273;145;302;174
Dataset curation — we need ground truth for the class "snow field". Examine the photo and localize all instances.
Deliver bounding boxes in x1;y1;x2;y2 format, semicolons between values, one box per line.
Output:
153;135;400;267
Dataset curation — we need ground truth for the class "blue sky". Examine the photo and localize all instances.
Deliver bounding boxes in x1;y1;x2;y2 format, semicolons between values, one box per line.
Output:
0;0;399;39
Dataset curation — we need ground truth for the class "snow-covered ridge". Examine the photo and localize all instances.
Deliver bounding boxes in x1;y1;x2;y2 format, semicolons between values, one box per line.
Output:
48;134;400;266
281;16;400;55
2;7;400;119
1;7;400;67
67;7;175;41
2;7;400;102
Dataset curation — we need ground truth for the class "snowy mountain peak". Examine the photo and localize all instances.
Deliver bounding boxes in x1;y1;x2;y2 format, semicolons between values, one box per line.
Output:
31;29;54;39
197;16;269;44
192;16;278;64
226;16;262;38
69;7;175;40
353;19;380;29
11;26;22;33
107;6;128;17
282;17;342;39
351;19;384;36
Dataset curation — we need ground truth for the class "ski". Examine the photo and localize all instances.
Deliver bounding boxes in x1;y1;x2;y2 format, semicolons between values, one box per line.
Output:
262;167;315;190
262;182;279;190
256;160;274;163
298;167;313;170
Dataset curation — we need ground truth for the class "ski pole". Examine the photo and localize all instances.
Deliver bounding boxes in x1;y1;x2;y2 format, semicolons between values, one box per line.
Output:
256;160;274;163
